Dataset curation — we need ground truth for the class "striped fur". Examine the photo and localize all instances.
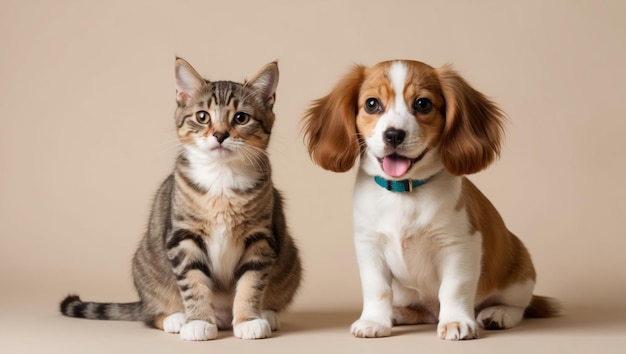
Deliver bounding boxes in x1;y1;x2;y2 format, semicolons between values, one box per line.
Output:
60;58;302;340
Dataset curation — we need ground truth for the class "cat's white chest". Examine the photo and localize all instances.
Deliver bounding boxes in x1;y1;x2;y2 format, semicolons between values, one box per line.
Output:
205;220;242;288
190;162;257;196
185;146;260;196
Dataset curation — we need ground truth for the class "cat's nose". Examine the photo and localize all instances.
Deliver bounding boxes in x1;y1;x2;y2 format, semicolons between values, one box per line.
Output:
213;131;229;144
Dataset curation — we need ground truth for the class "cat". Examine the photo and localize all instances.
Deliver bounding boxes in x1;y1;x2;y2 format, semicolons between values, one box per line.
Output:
60;58;302;341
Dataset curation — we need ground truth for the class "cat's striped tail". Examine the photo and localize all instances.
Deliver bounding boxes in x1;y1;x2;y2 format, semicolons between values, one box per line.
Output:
60;294;143;321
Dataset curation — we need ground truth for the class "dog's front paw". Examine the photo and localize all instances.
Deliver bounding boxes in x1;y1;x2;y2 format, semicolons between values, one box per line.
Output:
351;319;392;338
234;318;272;339
437;320;479;340
179;320;218;341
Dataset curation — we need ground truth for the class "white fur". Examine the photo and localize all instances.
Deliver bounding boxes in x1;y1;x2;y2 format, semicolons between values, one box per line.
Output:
163;312;186;333
389;61;409;114
261;310;280;331
233;318;272;339
206;222;242;288
184;141;261;196
179;320;218;341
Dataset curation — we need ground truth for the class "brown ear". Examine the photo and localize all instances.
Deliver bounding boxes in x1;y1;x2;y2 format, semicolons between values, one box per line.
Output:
437;65;505;175
302;65;365;172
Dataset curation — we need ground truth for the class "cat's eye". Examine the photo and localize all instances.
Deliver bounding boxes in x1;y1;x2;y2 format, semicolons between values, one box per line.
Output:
413;98;433;114
364;98;383;114
196;111;211;124
233;112;250;125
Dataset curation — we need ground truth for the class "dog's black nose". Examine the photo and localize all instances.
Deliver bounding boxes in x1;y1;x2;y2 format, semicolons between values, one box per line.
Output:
384;128;405;148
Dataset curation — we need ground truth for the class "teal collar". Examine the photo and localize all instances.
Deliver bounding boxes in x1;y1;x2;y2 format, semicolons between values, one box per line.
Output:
374;175;430;193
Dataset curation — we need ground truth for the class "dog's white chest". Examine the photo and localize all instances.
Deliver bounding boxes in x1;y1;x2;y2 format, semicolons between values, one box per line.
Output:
354;187;442;291
383;217;440;292
353;172;467;299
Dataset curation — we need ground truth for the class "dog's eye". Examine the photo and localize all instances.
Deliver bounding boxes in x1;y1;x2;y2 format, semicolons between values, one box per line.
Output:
413;98;433;114
196;110;211;124
364;98;383;114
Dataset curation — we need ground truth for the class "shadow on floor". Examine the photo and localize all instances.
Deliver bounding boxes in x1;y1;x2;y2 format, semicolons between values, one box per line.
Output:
277;304;626;339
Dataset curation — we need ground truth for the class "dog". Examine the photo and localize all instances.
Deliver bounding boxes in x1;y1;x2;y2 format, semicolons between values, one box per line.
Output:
302;60;559;340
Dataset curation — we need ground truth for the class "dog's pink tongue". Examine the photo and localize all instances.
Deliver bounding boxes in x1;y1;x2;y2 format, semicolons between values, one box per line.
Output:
382;155;411;177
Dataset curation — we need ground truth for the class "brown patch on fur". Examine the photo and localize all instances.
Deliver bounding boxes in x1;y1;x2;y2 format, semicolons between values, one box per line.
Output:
152;314;168;330
302;65;365;172
400;61;447;128
460;178;537;298
392;306;438;325
354;65;393;139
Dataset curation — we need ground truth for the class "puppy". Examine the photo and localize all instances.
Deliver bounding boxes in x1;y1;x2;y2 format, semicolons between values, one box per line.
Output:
303;60;558;340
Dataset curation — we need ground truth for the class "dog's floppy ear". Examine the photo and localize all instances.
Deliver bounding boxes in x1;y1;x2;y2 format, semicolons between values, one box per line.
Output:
302;65;365;172
437;65;505;175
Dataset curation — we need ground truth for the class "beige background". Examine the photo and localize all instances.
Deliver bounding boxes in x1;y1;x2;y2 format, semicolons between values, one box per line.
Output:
1;0;625;353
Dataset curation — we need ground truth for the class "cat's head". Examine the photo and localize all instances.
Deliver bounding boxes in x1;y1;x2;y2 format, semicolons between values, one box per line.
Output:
174;58;278;165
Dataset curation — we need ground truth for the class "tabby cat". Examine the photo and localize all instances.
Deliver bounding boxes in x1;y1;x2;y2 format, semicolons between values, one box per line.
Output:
60;58;302;341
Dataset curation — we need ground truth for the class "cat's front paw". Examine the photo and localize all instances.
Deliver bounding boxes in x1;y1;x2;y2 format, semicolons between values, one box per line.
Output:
162;312;186;333
261;310;279;331
351;319;392;338
437;319;479;340
233;318;272;339
179;320;218;341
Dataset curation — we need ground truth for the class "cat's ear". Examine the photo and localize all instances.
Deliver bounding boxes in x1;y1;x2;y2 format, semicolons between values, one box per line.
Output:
247;62;279;107
175;57;206;105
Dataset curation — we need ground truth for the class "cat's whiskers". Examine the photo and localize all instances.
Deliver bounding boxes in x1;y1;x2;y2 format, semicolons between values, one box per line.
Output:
158;135;185;152
238;145;270;173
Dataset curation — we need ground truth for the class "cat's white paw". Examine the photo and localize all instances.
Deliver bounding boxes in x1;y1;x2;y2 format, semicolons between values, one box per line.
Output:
351;319;392;338
179;320;218;341
233;318;272;339
261;310;279;331
162;313;186;333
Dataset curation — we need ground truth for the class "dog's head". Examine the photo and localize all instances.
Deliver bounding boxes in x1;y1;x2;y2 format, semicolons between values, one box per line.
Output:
303;60;505;179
